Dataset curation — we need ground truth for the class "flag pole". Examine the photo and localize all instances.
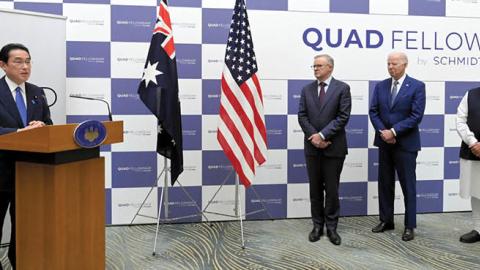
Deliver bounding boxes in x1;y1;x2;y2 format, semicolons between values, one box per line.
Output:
152;159;167;255
234;175;239;217
129;164;168;225
235;175;245;249
202;168;274;249
163;157;169;219
155;159;212;255
131;156;209;255
204;0;272;249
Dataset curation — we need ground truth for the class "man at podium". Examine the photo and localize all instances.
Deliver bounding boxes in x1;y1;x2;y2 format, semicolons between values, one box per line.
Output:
0;43;52;270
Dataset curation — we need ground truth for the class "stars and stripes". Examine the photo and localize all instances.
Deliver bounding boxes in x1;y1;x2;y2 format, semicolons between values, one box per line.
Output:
217;0;268;188
138;0;183;185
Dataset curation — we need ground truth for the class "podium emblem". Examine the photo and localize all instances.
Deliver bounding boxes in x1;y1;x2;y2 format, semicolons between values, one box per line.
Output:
73;120;107;148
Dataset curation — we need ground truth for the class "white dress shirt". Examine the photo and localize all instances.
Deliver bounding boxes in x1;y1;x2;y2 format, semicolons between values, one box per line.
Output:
317;75;333;96
456;91;480;199
5;75;27;106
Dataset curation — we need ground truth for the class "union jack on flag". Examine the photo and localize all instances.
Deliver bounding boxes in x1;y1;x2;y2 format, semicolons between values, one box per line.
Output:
138;0;183;185
153;1;175;59
217;0;268;188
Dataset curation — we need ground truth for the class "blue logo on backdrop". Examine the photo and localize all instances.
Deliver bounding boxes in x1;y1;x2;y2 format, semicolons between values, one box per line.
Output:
112;79;151;115
14;2;62;15
176;44;201;79
409;0;445;17
202;80;221;115
445;81;478;114
417;180;443;213
265;115;287;149
67;41;110;78
245;184;287;220
330;0;369;14
182;115;202;150
339;182;368;216
287;150;308;183
288;80;311;114
346;115;368;148
303;28;383;51
111;5;155;42
304;28;480;52
202;9;232;44
202;151;235;185
74;120;107;148
444;147;460;179
419;115;444;147
169;0;202;8
158;186;202;223
303;27;480;66
368;149;379;182
112;152;157;188
247;0;288;11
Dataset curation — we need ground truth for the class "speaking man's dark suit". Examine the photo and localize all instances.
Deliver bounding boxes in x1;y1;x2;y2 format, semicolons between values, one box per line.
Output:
298;77;351;232
0;75;52;269
369;75;425;230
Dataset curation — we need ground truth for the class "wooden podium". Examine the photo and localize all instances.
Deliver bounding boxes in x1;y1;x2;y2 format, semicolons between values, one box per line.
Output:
0;121;123;270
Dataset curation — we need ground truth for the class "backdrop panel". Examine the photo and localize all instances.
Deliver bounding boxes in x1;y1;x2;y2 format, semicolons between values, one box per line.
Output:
2;0;479;225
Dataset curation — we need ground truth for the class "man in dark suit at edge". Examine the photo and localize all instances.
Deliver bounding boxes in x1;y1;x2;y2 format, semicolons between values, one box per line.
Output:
369;51;426;241
298;54;351;245
0;43;53;270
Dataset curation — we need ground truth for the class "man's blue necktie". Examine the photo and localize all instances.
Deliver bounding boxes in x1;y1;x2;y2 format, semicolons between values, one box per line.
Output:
15;87;27;126
390;80;399;107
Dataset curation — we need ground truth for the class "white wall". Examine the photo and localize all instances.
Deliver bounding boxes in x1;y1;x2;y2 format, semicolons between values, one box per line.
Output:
0;7;66;245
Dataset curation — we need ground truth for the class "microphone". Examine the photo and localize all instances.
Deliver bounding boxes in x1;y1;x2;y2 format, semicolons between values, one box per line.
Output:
69;95;113;121
40;87;58;107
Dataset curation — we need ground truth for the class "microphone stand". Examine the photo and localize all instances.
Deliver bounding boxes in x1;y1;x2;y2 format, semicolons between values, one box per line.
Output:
69;95;113;121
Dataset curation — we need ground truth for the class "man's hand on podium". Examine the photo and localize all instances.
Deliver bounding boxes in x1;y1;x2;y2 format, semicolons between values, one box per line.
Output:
18;121;46;132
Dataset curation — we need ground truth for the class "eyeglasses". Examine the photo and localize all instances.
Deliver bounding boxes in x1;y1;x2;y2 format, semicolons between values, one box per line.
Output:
310;64;328;69
11;59;32;67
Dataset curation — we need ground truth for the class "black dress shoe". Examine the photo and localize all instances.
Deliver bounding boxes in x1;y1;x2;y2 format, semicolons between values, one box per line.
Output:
402;228;414;241
327;230;341;245
308;227;323;242
460;230;480;243
372;221;394;233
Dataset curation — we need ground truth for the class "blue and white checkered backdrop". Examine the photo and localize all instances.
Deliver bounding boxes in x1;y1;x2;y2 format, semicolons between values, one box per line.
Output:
1;0;479;225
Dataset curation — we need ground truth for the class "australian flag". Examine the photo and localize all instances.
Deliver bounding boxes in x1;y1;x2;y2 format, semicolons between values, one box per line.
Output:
138;0;183;185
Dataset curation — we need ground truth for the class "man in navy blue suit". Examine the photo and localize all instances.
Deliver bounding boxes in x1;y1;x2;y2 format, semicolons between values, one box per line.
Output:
369;52;425;242
298;54;351;245
0;43;52;270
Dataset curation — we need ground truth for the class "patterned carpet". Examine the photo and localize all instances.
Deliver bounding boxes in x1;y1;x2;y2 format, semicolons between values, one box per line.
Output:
2;213;480;269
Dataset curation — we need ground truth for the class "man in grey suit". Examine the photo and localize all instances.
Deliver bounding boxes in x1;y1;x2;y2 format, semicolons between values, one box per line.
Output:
298;54;351;245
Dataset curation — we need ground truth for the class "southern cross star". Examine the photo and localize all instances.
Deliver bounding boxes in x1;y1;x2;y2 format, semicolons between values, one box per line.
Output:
142;61;163;87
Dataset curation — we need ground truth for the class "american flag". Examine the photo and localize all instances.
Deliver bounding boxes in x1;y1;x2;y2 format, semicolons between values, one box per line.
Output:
138;0;183;185
217;0;268;188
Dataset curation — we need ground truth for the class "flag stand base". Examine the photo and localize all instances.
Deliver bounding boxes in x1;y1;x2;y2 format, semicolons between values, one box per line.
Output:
202;170;274;249
129;156;208;256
